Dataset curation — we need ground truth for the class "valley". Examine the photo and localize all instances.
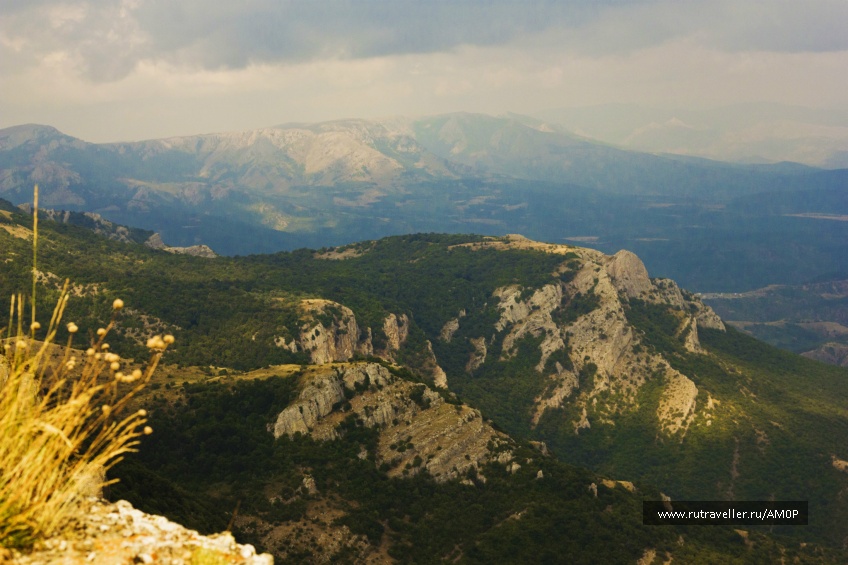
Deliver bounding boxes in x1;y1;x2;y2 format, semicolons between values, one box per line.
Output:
704;277;848;367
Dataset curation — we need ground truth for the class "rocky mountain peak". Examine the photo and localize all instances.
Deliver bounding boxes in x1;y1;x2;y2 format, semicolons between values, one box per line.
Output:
0;124;70;150
440;235;726;437
606;249;654;298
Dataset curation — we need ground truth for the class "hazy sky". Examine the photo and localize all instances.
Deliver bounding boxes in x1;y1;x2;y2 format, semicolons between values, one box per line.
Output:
2;0;847;142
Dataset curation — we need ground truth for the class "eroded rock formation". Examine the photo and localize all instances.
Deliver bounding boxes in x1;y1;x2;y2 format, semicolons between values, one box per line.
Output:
271;363;518;482
447;236;726;438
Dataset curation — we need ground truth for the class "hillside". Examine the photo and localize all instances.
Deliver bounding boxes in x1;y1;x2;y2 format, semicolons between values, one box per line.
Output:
3;206;848;561
704;276;848;366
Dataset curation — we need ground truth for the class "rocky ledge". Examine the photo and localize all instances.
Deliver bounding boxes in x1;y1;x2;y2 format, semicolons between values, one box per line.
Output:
144;233;218;258
8;499;272;565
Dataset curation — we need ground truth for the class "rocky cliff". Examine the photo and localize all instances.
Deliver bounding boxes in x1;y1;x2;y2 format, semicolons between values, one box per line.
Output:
269;235;727;440
273;301;450;387
271;362;521;483
444;235;725;437
292;299;373;364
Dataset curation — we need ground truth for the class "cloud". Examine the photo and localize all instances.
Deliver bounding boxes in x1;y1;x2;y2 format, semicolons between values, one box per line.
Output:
3;33;847;144
3;0;847;83
2;0;847;143
709;1;848;53
538;0;848;57
0;1;670;81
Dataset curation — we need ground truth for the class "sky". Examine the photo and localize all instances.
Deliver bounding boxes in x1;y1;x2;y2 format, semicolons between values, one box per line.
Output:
2;0;848;143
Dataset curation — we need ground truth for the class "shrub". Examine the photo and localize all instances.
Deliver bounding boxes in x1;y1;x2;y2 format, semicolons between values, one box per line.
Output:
0;187;171;549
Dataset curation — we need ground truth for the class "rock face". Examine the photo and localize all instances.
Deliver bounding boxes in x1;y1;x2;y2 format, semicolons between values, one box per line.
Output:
381;313;409;357
439;310;466;343
272;363;392;437
297;299;373;364
271;237;727;441
447;236;727;438
494;284;564;371
440;317;461;342
606;250;653;299
273;301;451;387
271;362;518;482
265;235;729;456
466;337;488;373
10;498;271;565
425;340;449;388
282;304;418;367
20;207;148;245
374;311;453;386
657;372;699;435
551;252;721;434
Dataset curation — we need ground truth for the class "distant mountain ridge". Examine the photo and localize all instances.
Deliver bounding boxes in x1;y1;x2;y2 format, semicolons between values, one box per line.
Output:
2;115;847;295
534;103;848;167
2;113;834;210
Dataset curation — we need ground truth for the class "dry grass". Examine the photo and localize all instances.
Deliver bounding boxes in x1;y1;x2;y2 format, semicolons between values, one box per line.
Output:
0;186;172;549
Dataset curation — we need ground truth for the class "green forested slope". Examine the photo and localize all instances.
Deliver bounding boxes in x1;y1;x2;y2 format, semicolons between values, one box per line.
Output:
3;203;848;562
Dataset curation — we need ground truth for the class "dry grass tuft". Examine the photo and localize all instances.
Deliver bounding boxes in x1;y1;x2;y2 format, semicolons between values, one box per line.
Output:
0;186;171;549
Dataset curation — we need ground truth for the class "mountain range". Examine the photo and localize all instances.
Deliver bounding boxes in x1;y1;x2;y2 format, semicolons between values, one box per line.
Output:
2;115;847;294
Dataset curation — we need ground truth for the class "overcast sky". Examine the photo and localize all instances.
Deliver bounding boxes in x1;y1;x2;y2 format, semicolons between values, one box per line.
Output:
2;0;847;142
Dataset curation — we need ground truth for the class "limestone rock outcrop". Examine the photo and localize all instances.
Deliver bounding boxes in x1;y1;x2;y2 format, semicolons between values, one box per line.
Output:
144;233;218;258
606;250;653;299
424;340;449;388
606;250;724;334
296;299;373;364
465;337;487;373
271;362;517;482
440;316;461;342
381;313;409;356
273;235;728;446
448;235;727;438
271;363;392;437
657;371;699;435
274;301;446;386
494;284;564;371
695;301;726;331
10;499;271;565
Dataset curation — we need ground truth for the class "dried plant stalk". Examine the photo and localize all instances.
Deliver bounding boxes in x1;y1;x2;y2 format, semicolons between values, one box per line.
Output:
0;186;171;548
